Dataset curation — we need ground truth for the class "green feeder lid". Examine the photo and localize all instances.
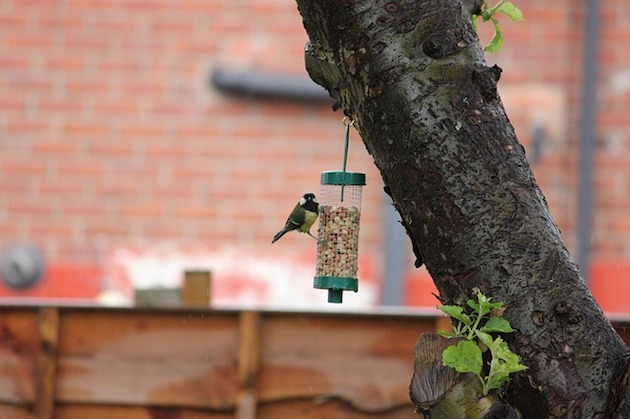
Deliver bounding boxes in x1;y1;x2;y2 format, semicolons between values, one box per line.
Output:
321;171;366;186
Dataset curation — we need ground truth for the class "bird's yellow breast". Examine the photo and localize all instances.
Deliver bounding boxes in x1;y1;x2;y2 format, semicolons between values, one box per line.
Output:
299;210;318;233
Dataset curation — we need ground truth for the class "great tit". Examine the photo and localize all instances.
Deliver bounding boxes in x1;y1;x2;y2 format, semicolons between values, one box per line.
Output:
272;193;319;243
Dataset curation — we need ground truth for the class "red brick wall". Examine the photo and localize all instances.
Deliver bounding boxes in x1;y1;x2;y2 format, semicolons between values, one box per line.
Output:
0;1;628;308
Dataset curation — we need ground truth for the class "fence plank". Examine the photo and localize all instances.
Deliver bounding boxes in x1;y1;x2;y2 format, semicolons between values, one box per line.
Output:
35;307;60;419
236;311;261;419
56;309;239;410
0;307;39;407
257;314;435;414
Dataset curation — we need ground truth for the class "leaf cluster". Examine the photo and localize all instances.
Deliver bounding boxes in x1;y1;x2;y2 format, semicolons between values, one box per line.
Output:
438;289;527;395
473;0;524;52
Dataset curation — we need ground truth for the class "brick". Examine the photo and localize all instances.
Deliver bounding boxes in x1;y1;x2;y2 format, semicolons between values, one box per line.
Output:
113;123;164;137
37;178;84;195
86;141;134;156
63;121;109;135
38;15;83;31
85;221;130;238
65;0;121;10
5;74;53;90
94;100;141;115
0;95;25;110
55;245;104;265
31;138;83;154
150;100;188;116
0;175;34;194
177;0;225;13
27;220;75;237
7;34;55;49
173;125;221;138
96;57;144;73
122;0;171;11
8;200;55;215
150;19;195;33
64;79;113;93
604;214;630;233
96;179;143;197
2;160;49;176
0;56;30;70
119;204;163;218
259;102;309;118
137;221;186;239
44;55;86;71
0;13;29;27
116;80;166;95
0;223;24;238
176;203;217;220
38;98;84;113
56;159;106;177
144;144;189;159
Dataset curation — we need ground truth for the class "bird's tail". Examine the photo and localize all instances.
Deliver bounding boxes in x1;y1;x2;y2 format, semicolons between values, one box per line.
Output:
271;228;288;244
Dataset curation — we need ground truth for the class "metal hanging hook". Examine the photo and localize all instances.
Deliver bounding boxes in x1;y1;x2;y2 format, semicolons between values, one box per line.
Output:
341;117;355;202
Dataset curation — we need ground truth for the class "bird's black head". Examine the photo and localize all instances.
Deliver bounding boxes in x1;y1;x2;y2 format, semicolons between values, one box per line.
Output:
303;193;316;202
299;193;318;212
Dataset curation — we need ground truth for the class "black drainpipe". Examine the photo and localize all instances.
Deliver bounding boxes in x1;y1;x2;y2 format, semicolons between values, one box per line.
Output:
576;0;601;284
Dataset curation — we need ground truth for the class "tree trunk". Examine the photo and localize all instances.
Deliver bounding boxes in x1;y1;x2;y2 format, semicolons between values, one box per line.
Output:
296;0;630;417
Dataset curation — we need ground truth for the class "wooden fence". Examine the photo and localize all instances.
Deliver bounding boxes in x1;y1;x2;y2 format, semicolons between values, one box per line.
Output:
0;306;444;418
0;305;628;419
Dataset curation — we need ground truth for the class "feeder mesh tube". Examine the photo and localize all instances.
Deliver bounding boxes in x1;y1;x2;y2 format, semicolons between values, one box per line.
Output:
316;184;362;279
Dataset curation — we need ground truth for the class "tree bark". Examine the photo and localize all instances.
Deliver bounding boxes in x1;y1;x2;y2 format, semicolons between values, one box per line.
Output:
296;0;630;417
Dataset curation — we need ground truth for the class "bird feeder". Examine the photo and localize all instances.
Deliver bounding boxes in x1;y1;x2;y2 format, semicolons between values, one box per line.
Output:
314;170;366;303
313;117;365;304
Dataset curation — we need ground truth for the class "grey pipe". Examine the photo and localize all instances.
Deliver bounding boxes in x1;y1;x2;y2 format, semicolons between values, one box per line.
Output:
381;198;406;305
576;0;601;283
211;68;333;103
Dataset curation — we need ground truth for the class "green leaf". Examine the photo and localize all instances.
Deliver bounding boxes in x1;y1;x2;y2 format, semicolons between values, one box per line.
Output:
485;358;512;391
475;330;494;348
438;329;458;338
480;317;515;334
492;338;522;365
442;340;483;375
466;298;479;313
468;290;503;317
498;2;524;21
485;354;528;392
483;0;504;20
484;18;504;52
438;305;472;325
475;331;528;394
481;8;494;21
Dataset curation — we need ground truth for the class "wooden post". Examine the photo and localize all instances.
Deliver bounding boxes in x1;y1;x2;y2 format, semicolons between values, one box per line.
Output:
35;307;59;419
181;270;211;307
236;311;261;419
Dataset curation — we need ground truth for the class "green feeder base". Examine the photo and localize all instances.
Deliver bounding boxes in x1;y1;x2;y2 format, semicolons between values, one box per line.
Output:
313;276;358;304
